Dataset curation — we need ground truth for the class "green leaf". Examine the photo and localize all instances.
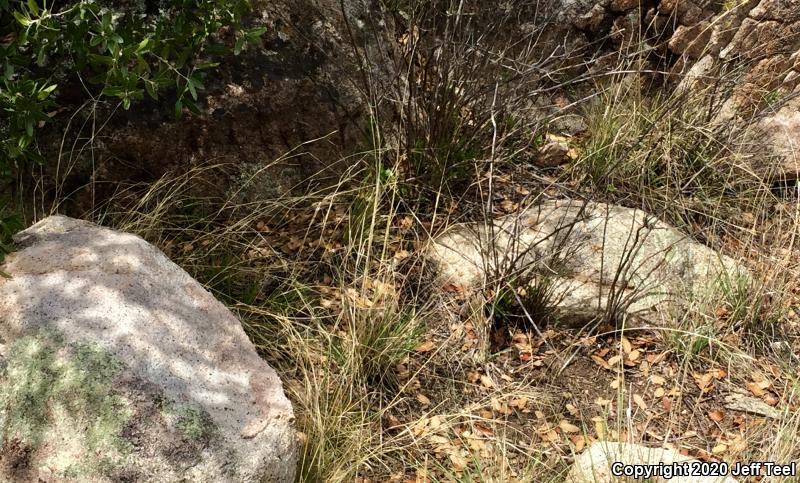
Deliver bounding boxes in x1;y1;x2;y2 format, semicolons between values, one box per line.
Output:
183;97;200;115
186;78;198;100
16;136;26;149
27;0;39;15
136;38;150;52
234;36;245;55
37;84;56;100
195;62;219;71
13;11;32;27
88;54;114;65
36;46;46;66
174;99;183;119
204;45;230;56
101;85;126;97
246;27;267;40
135;56;150;74
144;81;157;100
122;97;131;110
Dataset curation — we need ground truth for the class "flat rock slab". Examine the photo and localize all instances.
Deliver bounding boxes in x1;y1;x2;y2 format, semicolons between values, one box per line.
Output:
429;200;745;325
0;216;296;482
566;442;738;483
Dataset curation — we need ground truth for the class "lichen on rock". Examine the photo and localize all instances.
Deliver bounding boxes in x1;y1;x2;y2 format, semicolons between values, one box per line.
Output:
0;333;132;480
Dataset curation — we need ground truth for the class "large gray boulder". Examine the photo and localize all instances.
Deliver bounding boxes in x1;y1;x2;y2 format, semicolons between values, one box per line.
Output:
429;200;745;325
0;216;296;482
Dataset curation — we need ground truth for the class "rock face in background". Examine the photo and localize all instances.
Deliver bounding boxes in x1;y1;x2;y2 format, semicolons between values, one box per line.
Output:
744;96;800;181
565;442;739;483
45;0;399;213
565;0;800;179
429;199;745;325
0;216;296;482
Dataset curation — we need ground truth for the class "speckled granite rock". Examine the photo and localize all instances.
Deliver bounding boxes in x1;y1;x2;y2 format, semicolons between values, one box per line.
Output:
429;200;745;325
0;216;296;482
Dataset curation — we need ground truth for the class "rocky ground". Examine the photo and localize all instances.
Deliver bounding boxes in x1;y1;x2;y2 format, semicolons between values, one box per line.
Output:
5;0;800;481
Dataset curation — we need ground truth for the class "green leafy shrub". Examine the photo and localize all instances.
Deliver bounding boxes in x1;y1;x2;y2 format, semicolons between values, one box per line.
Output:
1;0;265;177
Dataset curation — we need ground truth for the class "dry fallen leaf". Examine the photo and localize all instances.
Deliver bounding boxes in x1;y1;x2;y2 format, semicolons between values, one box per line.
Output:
387;414;403;430
708;409;725;422
633;394;647;410
413;418;429;437
764;393;779;406
512;332;529;344
480;374;495;389
510;398;529;409
474;423;494;437
595;397;612;407
449;452;469;470
621;337;632;354
491;398;512;415
429;435;449;446
572;435;586;451
628;349;641;362
647;351;670;365
415;341;436;353
650;375;666;385
559;420;581;433
591;417;606;439
654;387;665;398
399;216;414;230
747;382;767;397
565;403;579;416
591;355;612;370
693;372;715;394
711;443;728;455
